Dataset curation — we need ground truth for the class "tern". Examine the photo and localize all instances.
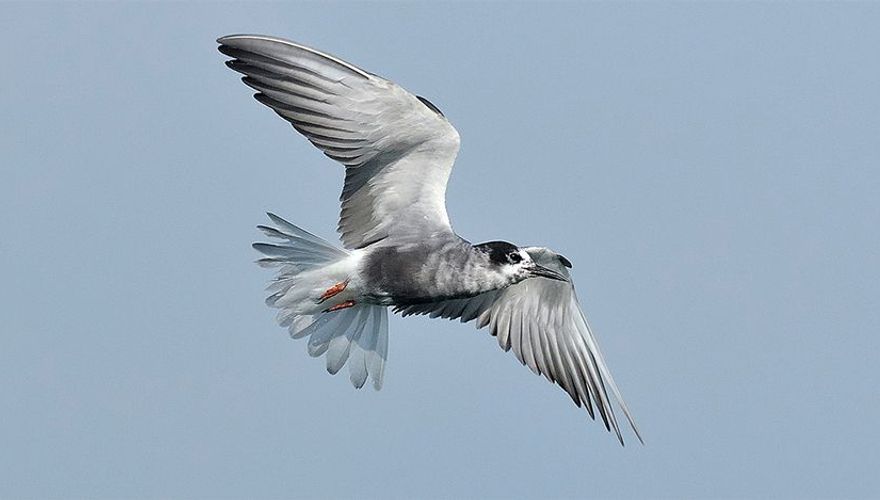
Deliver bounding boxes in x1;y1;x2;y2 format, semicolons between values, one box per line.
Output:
218;34;642;444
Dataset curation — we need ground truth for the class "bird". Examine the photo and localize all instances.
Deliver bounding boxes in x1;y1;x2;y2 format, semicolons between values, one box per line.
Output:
218;34;642;445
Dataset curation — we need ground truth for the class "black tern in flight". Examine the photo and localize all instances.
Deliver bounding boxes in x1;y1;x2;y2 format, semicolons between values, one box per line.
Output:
218;35;642;444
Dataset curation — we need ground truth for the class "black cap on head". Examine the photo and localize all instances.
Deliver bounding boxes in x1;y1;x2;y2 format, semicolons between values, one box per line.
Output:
474;241;521;266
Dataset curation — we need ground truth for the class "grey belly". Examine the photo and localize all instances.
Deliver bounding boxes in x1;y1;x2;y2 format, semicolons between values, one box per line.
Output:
360;243;472;305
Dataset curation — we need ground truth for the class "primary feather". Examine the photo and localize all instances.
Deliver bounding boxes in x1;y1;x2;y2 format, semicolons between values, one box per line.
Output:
219;35;460;249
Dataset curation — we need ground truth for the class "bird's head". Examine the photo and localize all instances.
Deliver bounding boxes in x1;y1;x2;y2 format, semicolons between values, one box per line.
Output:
474;241;569;284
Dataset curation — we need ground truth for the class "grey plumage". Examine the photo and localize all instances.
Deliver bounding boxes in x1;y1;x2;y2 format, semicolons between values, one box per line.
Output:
219;34;641;444
360;238;516;305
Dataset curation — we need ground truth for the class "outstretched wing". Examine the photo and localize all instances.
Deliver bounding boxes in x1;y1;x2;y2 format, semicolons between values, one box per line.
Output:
397;247;642;445
218;35;461;249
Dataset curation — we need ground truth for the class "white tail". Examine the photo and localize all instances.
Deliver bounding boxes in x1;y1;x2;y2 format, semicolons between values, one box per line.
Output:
254;213;389;389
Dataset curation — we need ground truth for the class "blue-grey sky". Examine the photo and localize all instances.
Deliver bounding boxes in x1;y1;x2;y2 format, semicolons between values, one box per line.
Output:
2;2;879;499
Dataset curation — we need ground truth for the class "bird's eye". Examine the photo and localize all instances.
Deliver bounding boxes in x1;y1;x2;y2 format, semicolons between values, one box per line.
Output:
508;252;522;264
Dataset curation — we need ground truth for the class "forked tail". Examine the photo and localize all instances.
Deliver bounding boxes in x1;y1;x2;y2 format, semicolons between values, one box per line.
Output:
254;213;388;389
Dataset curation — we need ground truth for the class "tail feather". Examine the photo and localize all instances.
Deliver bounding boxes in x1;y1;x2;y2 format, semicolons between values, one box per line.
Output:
265;212;345;255
364;309;387;389
255;212;347;267
254;213;389;390
326;310;362;374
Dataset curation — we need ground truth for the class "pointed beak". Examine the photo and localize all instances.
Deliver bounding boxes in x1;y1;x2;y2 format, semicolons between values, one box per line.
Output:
530;264;568;282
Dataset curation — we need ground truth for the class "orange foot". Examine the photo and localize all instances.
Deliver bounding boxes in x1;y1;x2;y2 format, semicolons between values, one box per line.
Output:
324;300;356;313
317;280;348;303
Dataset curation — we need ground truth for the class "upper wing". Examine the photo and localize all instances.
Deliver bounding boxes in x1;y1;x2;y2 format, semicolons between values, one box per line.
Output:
397;247;642;445
218;35;461;249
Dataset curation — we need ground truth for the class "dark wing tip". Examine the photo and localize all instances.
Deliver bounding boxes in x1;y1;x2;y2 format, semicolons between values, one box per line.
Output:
217;34;260;45
416;95;445;117
217;34;248;48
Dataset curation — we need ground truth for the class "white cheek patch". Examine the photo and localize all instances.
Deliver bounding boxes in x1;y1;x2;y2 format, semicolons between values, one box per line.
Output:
500;264;521;279
500;262;531;283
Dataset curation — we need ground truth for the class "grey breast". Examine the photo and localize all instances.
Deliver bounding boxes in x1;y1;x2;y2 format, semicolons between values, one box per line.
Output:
361;236;488;305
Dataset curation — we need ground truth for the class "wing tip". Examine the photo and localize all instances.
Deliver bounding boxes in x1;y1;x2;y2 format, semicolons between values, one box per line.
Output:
217;33;274;45
216;33;372;80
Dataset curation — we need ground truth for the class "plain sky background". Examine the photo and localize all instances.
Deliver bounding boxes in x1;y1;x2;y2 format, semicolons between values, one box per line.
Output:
2;2;879;499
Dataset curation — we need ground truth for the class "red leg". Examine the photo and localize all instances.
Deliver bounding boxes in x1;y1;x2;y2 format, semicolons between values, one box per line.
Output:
318;280;348;303
324;300;356;312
